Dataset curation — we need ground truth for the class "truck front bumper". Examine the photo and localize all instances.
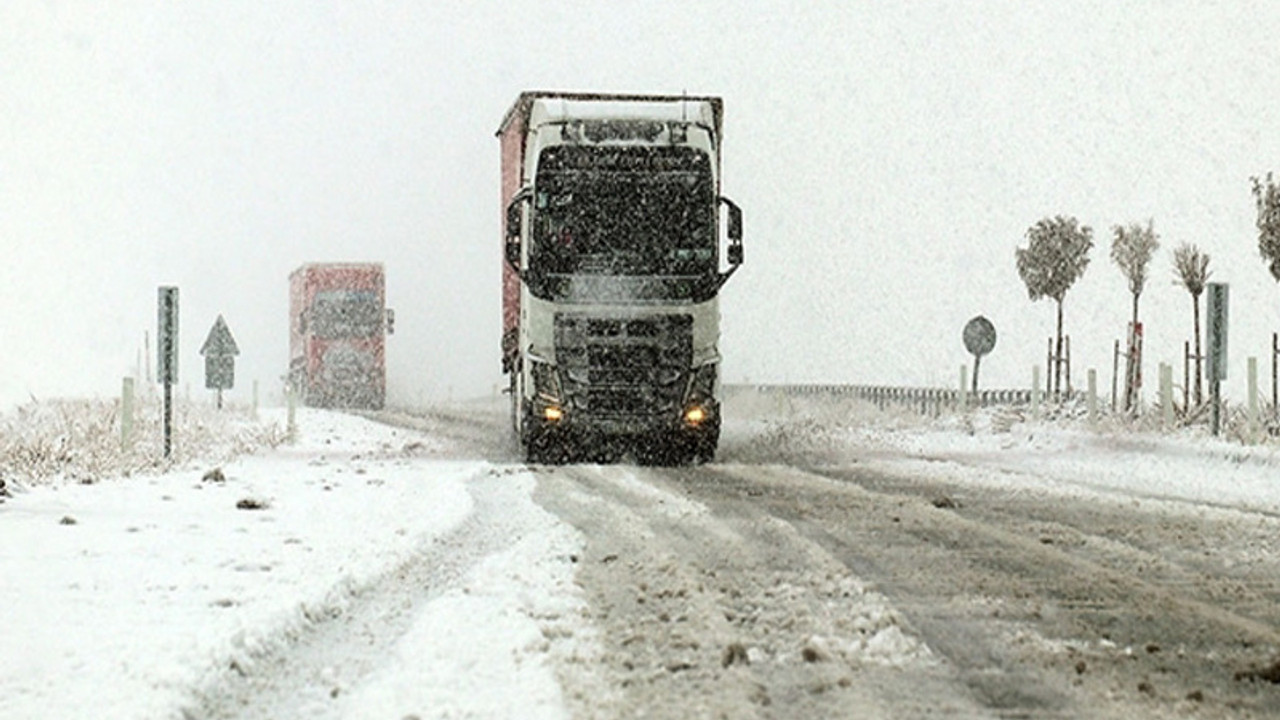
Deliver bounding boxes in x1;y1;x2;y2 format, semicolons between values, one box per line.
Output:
525;396;720;460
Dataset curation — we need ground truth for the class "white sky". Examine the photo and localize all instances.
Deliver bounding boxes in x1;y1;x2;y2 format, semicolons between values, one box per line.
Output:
5;2;1280;409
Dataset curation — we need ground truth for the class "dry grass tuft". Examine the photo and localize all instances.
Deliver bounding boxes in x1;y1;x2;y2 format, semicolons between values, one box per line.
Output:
0;395;286;489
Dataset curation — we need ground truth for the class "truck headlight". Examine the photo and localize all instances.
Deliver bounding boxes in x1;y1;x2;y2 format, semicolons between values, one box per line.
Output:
684;404;708;426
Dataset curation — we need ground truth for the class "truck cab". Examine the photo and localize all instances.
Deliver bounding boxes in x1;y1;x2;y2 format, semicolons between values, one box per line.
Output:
499;93;743;464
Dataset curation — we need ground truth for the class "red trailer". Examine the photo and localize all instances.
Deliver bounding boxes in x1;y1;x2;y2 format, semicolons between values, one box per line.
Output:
288;263;392;410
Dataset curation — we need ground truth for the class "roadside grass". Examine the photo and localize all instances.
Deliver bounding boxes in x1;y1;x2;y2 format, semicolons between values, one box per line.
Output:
0;394;286;490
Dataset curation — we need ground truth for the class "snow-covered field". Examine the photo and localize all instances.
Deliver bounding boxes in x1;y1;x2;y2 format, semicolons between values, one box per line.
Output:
726;389;1280;517
4;392;1280;718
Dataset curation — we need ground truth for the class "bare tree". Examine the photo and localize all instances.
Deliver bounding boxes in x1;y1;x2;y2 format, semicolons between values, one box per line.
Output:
1111;220;1160;412
1172;243;1210;406
1016;216;1093;396
1251;172;1280;281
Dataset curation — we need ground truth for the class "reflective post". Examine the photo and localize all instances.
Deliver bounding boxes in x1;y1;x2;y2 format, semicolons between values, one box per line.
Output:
1160;363;1173;431
121;377;135;449
1032;365;1041;420
1248;356;1259;444
1087;369;1097;428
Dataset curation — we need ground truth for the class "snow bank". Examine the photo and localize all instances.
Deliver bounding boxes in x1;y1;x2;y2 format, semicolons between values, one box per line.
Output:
725;390;1280;516
0;409;476;720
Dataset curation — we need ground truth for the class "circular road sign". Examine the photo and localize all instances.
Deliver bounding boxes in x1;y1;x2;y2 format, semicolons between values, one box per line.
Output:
963;316;997;357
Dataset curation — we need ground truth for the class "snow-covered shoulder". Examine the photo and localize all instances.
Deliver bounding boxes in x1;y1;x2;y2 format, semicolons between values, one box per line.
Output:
0;408;490;719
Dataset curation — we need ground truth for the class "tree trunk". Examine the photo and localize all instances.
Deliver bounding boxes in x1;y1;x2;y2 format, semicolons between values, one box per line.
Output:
1055;299;1064;398
1193;292;1203;406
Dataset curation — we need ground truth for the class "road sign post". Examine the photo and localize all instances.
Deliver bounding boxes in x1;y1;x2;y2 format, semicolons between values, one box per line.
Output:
1206;282;1229;436
962;316;997;404
157;286;179;458
200;315;239;410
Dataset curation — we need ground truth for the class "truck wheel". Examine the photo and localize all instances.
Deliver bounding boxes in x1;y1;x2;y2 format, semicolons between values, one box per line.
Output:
691;421;720;465
509;373;520;436
692;438;717;465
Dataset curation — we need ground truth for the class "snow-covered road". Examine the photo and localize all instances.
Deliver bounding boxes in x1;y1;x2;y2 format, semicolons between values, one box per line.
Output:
4;394;1280;718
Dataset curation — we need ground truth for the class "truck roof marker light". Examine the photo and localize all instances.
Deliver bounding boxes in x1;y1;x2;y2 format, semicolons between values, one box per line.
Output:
669;122;688;144
684;405;707;426
544;405;564;423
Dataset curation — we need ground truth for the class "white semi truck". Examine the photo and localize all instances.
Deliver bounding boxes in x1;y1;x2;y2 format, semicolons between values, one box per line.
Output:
499;91;743;464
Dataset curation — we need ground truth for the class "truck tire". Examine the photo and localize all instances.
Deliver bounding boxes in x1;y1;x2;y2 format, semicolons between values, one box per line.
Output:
691;420;720;465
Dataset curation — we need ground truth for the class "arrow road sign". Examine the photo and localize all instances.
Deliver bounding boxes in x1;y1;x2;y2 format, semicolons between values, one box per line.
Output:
200;315;239;391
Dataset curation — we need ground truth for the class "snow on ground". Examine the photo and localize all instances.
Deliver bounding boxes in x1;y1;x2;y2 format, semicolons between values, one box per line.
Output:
727;389;1280;517
335;516;586;720
863;405;1280;517
0;407;586;720
6;391;1280;718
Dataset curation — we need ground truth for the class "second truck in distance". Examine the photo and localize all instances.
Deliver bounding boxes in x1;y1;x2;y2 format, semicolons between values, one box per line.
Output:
288;262;393;410
499;91;744;464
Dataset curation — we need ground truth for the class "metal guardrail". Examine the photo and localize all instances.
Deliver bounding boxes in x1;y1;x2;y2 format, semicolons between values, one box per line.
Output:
725;384;1040;416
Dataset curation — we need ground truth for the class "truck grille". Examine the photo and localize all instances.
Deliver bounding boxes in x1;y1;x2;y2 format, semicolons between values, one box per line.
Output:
555;313;692;419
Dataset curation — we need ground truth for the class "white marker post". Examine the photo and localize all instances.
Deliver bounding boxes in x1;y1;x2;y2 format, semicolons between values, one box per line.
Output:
1248;356;1259;444
121;377;135;449
1160;363;1173;431
1032;365;1042;420
1087;369;1097;428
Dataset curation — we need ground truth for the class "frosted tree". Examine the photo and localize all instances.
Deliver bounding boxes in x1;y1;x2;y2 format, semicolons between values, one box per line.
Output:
1111;220;1160;412
1251;172;1280;281
1016;216;1093;396
1172;243;1210;406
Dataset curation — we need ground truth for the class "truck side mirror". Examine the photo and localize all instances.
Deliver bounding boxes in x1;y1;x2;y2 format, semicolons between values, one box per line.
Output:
384;308;395;335
505;188;531;271
719;197;743;266
726;201;742;242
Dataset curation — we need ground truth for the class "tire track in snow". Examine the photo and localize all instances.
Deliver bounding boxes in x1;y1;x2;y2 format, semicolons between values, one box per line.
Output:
533;463;992;719
184;467;550;720
702;462;1280;717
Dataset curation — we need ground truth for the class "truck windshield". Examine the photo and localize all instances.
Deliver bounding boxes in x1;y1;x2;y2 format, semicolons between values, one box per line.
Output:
529;145;716;302
310;290;381;338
